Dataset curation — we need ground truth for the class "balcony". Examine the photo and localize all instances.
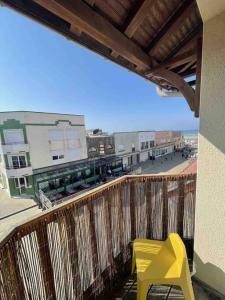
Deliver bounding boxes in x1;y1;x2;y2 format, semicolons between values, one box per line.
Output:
0;173;221;299
1;142;29;154
6;164;33;178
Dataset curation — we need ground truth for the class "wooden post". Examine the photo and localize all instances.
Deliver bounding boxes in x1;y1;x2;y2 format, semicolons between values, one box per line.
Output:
194;37;202;117
36;223;56;300
64;210;82;298
177;180;185;238
130;181;136;241
145;181;152;239
162;180;168;240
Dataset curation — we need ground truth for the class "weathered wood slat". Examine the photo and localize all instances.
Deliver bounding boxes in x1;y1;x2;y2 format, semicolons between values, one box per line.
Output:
130;181;136;240
36;223;56;300
162;180;169;240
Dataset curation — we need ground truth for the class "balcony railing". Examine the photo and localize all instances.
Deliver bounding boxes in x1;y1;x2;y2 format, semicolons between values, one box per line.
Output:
0;173;196;300
6;163;31;169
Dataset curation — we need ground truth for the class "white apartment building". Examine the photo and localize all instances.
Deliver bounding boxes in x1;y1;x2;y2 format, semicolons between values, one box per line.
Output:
0;111;87;197
114;131;155;167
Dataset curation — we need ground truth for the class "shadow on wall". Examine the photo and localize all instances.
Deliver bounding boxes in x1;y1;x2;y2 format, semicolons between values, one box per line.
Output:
194;252;225;298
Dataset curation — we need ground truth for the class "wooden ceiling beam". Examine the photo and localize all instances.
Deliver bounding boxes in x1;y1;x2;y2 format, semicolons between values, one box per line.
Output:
145;50;196;76
166;25;202;60
194;37;202;118
152;68;195;111
178;60;195;74
153;69;195;111
33;0;154;69
146;0;196;55
179;69;196;78
124;0;153;38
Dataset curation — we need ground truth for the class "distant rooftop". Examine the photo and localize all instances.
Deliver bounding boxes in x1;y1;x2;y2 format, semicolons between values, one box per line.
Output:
0;111;84;116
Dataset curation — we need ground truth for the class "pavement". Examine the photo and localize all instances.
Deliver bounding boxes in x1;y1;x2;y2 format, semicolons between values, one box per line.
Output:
0;189;40;235
135;152;192;175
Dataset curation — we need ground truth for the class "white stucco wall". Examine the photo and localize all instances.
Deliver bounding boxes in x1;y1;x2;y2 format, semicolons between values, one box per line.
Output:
138;131;155;151
194;9;225;294
113;132;139;155
140;151;148;162
26;123;87;169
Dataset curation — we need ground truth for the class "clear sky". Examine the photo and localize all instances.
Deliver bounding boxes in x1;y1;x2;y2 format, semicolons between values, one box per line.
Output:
0;7;199;133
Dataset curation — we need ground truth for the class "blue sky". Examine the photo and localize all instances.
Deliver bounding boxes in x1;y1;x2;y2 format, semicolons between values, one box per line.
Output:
0;7;198;132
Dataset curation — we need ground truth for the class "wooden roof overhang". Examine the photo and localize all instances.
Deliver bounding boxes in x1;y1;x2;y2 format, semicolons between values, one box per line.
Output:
1;0;203;117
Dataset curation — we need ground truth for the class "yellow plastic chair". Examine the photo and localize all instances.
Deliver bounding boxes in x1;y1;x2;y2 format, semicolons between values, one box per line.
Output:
132;233;195;300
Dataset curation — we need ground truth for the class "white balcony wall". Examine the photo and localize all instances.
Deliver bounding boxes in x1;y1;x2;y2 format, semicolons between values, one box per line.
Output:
194;4;225;294
2;143;29;154
6;166;33;178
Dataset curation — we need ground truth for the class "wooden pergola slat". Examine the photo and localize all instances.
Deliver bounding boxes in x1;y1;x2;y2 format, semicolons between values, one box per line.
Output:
145;50;197;75
194;37;202;117
147;0;196;55
124;0;153;38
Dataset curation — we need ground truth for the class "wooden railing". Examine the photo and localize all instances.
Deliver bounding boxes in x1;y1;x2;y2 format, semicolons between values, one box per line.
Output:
0;174;196;300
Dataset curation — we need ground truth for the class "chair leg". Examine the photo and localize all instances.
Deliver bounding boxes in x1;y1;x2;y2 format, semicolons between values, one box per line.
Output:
131;252;135;274
181;279;195;300
137;279;149;300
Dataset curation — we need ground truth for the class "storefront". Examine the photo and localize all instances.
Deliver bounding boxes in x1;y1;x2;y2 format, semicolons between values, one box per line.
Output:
33;156;123;198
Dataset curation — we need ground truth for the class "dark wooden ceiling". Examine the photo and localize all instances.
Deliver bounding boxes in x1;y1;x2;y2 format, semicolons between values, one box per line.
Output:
1;0;203;116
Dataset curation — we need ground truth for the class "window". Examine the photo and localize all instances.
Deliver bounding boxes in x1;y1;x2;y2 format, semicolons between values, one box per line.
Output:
14;177;27;188
89;147;97;153
141;142;145;150
52;154;64;160
99;142;105;154
150;141;154;148
10;155;27;169
85;169;91;177
4;129;24;145
145;142;148;149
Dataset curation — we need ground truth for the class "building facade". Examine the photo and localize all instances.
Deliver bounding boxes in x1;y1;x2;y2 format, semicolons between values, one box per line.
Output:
86;129;115;158
114;131;184;167
0;111;87;197
114;131;155;168
154;131;184;157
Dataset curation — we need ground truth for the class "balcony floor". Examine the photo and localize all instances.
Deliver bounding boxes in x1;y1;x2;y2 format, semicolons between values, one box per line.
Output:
112;275;221;300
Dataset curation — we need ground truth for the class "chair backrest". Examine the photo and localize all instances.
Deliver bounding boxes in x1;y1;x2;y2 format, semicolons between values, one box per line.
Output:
165;233;187;268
